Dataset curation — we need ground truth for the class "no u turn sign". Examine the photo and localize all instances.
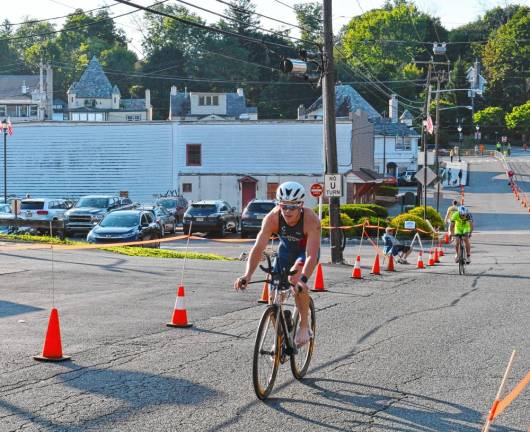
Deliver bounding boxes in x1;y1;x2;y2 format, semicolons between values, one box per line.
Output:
324;174;342;197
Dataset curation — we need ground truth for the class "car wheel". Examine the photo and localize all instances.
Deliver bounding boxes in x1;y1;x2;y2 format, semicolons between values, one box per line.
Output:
160;225;165;237
183;225;191;235
172;223;177;234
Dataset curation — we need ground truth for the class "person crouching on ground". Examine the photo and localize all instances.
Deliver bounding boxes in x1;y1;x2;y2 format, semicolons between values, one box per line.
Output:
382;226;412;264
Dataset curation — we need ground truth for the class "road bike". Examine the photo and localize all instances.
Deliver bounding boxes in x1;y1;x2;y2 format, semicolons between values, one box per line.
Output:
249;254;316;400
455;234;467;275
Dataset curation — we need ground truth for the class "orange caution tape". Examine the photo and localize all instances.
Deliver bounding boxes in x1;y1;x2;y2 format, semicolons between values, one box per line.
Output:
488;399;500;421
493;372;530;419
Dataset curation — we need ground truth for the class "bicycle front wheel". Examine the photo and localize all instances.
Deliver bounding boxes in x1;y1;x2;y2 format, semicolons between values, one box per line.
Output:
290;297;316;379
252;305;280;400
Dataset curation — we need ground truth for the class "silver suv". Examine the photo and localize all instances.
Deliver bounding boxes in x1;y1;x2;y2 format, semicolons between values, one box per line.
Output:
20;198;71;221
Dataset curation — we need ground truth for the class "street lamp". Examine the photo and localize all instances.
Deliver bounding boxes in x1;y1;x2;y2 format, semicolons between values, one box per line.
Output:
457;124;463;162
1;119;7;204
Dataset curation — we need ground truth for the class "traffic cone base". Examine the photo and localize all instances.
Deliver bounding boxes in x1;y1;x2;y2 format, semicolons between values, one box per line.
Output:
371;254;381;275
428;249;435;266
34;308;71;362
385;254;395;272
417;251;425;269
434;248;440;263
257;279;270;304
351;255;362;279
167;286;193;328
311;263;328;292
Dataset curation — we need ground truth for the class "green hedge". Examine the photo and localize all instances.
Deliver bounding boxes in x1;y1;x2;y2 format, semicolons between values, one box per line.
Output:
321;213;356;238
357;216;389;237
389;214;433;238
407;205;444;229
375;185;398;196
316;204;377;220
359;204;388;218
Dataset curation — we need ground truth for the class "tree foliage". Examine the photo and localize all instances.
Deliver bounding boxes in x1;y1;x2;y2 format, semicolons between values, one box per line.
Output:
505;101;530;141
473;106;505;136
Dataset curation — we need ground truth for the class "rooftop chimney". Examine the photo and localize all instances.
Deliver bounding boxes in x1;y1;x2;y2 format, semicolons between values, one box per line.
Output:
389;94;398;123
236;88;244;97
21;80;27;94
170;85;177;96
297;104;306;120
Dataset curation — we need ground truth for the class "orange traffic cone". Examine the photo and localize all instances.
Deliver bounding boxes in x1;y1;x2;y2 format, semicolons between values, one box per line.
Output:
416;250;425;269
257;277;270;304
444;232;450;244
428;249;435;266
370;254;381;275
434;247;440;263
311;263;327;292
385;254;395;272
34;308;71;362
167;285;193;328
438;243;444;257
351;255;362;279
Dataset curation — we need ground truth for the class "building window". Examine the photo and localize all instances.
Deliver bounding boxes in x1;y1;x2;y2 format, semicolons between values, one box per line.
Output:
394;136;411;151
70;96;74;103
186;144;201;166
199;96;205;106
126;115;141;121
267;183;278;200
0;105;5;116
212;95;219;106
30;105;38;116
182;183;192;192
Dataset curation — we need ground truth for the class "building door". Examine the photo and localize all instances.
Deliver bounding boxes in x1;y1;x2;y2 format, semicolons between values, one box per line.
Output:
386;162;397;176
241;182;256;209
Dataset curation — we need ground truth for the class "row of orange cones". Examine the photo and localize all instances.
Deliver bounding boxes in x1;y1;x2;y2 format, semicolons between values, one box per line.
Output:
511;181;530;211
34;245;446;362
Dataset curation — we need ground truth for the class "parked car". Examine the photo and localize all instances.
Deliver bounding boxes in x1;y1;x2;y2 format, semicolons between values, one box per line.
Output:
139;205;176;236
155;196;188;224
398;170;417;186
87;209;160;247
20;198;71;221
382;174;398;186
240;199;276;238
0;203;15;234
183;200;239;237
64;195;134;236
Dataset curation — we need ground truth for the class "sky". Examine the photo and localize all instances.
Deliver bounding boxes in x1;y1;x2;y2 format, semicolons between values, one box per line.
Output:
5;0;529;58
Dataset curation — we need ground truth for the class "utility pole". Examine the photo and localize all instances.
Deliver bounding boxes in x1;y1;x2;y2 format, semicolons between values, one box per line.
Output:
434;70;447;213
423;81;432;219
322;0;342;263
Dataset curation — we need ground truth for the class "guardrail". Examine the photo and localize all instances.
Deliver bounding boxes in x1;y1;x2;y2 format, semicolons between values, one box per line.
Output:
0;218;66;239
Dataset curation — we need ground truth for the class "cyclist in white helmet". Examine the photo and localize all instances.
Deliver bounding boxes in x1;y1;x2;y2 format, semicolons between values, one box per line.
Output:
234;181;321;347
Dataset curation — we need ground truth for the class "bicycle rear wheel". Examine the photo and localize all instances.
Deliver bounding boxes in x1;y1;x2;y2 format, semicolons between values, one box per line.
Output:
290;297;316;379
252;305;280;400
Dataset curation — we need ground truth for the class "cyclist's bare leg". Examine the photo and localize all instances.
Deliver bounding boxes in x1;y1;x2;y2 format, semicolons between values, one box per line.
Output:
464;236;471;257
289;262;311;346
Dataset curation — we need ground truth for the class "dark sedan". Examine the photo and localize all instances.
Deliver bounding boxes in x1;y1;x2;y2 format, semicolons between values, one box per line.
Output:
155;196;188;224
182;200;239;237
141;205;177;236
240;199;276;238
87;210;160;247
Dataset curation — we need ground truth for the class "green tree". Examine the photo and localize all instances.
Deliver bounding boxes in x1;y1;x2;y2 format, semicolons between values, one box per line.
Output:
482;7;530;110
473;106;505;139
505;101;530;144
219;0;260;36
293;2;322;47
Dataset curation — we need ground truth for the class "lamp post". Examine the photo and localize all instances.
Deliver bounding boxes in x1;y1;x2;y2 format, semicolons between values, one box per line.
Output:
1;119;7;204
457;124;463;162
475;124;480;154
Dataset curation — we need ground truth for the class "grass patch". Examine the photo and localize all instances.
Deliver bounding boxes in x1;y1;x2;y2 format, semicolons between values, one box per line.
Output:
0;233;234;261
103;246;235;261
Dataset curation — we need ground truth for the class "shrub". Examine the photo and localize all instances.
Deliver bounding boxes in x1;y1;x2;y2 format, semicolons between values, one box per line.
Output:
407;205;444;229
360;204;388;218
375;184;398;196
321;213;356;238
390;214;433;238
316;204;377;220
357;216;388;238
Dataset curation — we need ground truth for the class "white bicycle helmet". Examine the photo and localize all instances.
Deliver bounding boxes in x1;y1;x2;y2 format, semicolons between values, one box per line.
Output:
458;205;469;216
276;181;305;202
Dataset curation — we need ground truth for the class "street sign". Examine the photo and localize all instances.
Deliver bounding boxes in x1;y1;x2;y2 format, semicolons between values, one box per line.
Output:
310;183;323;197
404;220;416;230
415;167;437;186
324;174;342;197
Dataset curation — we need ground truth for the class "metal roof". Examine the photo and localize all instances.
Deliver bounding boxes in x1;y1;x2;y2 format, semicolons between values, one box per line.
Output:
0;75;40;99
70;57;113;98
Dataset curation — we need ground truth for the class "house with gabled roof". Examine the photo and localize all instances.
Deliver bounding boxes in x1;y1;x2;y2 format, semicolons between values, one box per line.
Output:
66;56;152;122
169;85;257;121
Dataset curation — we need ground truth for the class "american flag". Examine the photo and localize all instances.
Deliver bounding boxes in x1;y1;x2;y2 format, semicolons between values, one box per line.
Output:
424;115;434;135
7;118;13;136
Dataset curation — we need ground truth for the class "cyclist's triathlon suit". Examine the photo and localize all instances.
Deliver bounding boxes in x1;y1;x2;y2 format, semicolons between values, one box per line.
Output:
273;210;307;274
451;212;473;235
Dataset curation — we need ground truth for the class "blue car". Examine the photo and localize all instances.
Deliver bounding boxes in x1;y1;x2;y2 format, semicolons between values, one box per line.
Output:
87;210;160;248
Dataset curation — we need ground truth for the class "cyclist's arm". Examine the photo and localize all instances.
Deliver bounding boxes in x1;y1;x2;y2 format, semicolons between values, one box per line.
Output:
242;213;275;281
449;221;455;236
300;212;321;281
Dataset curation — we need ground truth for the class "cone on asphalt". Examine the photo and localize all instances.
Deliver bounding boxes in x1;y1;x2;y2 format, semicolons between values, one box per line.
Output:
444;232;450;244
34;308;71;362
370;254;381;275
351;255;362;279
434;247;440;263
416;250;425;269
428;249;435;266
311;263;327;292
385;254;395;272
167;285;193;328
438;243;445;257
257;277;270;304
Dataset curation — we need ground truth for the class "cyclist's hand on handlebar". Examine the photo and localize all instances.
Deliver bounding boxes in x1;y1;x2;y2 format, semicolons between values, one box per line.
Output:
295;279;309;294
234;275;250;291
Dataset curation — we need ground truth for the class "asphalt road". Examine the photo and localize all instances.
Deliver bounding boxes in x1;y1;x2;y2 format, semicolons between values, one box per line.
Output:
1;157;529;431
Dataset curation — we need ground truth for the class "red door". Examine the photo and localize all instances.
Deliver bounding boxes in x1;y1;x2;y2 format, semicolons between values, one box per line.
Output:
241;182;256;209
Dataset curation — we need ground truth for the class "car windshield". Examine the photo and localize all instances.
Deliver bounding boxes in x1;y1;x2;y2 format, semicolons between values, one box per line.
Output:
157;199;176;208
76;198;110;208
100;213;139;228
21;201;44;210
188;204;217;215
154;208;166;216
0;204;11;213
247;202;275;213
